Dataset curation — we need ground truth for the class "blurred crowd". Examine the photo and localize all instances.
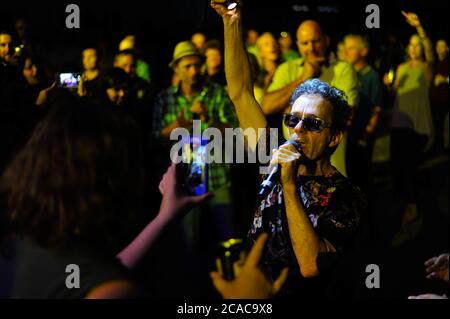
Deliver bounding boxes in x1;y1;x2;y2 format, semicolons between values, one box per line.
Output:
0;3;448;299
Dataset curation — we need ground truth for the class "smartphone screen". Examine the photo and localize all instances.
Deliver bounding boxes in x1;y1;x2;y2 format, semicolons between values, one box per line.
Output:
58;73;81;88
179;136;208;195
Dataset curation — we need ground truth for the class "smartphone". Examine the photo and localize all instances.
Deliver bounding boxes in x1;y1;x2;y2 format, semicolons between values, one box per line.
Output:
57;72;81;89
177;136;208;196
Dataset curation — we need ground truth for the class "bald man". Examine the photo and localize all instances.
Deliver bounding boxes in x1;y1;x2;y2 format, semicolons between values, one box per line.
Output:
261;20;359;176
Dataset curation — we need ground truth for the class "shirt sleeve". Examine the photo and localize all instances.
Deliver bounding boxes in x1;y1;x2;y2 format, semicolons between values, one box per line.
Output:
370;70;383;108
218;90;239;127
314;183;366;274
333;62;359;107
317;183;365;253
152;91;164;138
267;61;294;92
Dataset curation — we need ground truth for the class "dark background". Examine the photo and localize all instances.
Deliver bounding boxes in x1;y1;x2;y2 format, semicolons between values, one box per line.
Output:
1;0;449;299
1;0;448;86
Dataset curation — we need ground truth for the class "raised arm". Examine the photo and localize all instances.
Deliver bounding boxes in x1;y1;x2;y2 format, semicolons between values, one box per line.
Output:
402;11;434;65
211;0;267;150
261;77;304;115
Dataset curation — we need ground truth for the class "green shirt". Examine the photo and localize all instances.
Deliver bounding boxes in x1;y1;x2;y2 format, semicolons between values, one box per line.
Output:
153;81;238;191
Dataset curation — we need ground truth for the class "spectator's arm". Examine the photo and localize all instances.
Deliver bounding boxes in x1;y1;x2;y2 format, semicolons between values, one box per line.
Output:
211;0;266;151
117;163;212;269
261;75;305;115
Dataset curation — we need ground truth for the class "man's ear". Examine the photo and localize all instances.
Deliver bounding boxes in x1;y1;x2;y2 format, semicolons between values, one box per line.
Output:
325;35;330;48
361;47;369;58
328;131;343;149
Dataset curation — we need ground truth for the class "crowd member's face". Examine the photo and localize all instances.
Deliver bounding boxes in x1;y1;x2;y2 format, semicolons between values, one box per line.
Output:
205;48;222;70
247;30;259;46
337;42;346;61
106;87;127;106
22;58;38;85
82;48;98;71
296;22;328;60
288;94;339;161
191;33;206;52
407;35;423;61
258;34;279;62
436;40;448;60
114;54;135;76
0;34;13;62
174;55;202;87
344;37;367;66
278;34;293;51
15;19;27;39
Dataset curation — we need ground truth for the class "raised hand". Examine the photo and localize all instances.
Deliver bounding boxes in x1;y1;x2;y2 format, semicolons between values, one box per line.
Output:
210;233;288;299
425;253;449;282
210;0;241;24
158;163;213;221
401;11;421;28
270;143;301;188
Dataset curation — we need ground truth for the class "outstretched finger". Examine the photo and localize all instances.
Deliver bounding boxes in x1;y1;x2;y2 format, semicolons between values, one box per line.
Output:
188;192;214;205
424;257;437;267
426;272;440;280
210;271;229;295
246;233;268;267
272;267;289;295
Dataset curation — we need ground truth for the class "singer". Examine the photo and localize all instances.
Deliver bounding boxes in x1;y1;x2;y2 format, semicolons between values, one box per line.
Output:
212;0;366;298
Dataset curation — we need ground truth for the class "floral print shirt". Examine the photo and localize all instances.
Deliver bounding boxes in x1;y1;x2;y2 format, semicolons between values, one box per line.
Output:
249;171;366;295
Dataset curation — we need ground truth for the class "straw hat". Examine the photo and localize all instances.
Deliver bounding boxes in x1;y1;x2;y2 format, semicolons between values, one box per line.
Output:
169;41;204;68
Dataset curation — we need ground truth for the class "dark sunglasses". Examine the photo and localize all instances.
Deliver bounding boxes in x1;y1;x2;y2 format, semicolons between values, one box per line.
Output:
283;113;332;132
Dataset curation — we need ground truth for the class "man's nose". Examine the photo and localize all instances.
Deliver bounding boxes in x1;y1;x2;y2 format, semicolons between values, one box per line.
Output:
294;119;306;133
190;66;200;76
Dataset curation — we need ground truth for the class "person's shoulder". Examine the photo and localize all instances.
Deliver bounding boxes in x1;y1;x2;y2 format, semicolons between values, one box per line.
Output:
334;60;356;75
329;174;367;211
204;80;224;90
279;57;303;70
156;85;176;97
204;81;229;97
332;173;365;194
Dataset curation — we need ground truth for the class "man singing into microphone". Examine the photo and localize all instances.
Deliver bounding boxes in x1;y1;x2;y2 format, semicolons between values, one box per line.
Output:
211;1;366;298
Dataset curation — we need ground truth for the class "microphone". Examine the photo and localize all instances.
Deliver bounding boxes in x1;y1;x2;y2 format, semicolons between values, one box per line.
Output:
258;140;300;199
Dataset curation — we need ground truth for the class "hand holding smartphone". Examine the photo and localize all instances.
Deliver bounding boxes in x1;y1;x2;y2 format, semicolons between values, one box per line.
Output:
177;136;208;196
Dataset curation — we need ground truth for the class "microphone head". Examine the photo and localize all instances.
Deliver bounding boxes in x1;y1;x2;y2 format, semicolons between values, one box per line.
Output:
285;139;300;151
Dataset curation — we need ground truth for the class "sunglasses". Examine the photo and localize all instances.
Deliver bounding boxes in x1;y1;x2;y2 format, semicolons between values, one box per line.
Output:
283;113;332;132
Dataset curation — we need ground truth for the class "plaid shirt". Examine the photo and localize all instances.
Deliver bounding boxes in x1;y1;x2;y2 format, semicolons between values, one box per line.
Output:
153;81;238;191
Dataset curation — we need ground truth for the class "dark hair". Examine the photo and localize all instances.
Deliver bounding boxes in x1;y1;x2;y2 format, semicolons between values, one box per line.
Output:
247;52;262;87
0;30;12;37
115;49;136;61
289;79;351;133
102;67;130;91
1;96;144;252
204;39;222;52
20;50;55;86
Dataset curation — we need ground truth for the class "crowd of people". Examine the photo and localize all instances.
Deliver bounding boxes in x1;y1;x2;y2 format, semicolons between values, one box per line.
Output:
0;0;448;299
